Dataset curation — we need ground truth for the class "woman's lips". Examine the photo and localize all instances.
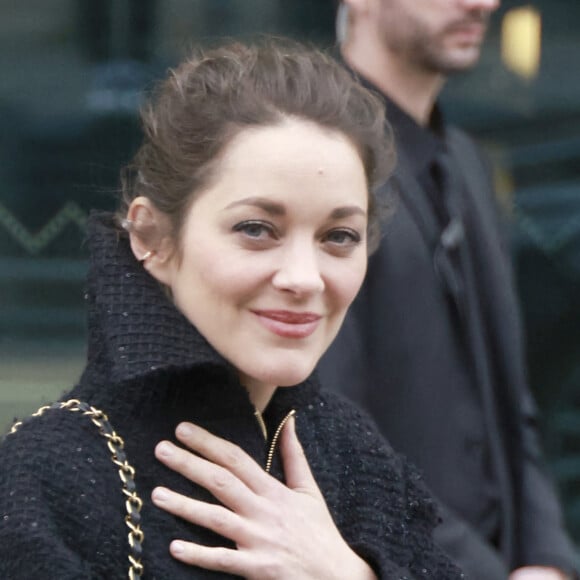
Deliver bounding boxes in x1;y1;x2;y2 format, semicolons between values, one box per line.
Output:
252;310;322;339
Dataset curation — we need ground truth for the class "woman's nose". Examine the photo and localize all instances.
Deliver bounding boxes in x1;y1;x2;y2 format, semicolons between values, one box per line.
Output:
272;242;325;296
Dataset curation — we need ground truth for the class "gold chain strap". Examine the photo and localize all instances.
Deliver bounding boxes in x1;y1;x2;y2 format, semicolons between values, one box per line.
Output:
9;399;144;580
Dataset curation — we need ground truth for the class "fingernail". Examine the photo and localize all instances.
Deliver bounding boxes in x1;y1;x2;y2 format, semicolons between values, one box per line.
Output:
176;422;195;437
152;487;169;503
171;540;185;555
156;441;173;458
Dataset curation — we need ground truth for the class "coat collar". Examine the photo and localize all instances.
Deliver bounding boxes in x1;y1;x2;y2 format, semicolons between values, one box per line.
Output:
83;211;235;386
339;63;451;251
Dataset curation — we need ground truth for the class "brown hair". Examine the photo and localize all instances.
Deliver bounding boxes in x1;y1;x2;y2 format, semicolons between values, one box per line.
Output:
119;37;394;251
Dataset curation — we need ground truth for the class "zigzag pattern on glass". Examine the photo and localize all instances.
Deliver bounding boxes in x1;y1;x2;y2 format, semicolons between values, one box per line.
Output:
0;201;87;254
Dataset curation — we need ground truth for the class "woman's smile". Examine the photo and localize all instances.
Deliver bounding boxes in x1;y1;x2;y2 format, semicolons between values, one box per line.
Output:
251;309;323;339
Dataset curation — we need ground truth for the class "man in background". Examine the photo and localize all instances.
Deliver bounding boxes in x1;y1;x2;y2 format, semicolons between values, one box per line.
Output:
319;1;577;578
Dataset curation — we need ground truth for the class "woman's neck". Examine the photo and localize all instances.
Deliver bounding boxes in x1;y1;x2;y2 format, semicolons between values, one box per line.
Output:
239;375;278;413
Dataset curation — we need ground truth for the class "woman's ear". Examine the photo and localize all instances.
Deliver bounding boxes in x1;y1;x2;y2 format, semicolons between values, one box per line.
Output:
126;196;176;287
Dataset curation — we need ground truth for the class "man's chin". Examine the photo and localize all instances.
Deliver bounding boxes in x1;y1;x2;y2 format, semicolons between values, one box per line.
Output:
433;48;484;75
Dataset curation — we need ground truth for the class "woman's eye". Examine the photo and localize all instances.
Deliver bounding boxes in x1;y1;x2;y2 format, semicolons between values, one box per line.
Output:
324;228;362;246
233;220;276;240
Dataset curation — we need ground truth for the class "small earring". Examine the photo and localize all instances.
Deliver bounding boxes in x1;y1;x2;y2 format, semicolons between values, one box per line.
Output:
121;218;134;231
139;250;154;264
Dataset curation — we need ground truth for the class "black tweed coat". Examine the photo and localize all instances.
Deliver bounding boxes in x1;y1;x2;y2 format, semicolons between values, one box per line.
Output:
0;213;463;579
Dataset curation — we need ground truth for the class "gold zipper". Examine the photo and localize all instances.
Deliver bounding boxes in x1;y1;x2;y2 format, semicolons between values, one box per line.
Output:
265;409;296;474
254;409;268;441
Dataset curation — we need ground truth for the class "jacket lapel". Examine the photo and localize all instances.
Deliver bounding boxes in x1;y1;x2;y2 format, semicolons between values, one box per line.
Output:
390;150;441;249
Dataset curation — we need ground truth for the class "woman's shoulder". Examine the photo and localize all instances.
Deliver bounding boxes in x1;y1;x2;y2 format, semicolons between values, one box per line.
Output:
304;389;464;578
305;385;398;456
0;401;128;577
0;400;122;498
310;387;439;512
300;386;418;512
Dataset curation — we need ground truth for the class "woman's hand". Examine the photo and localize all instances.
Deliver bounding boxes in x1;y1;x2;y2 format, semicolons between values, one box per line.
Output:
152;416;376;580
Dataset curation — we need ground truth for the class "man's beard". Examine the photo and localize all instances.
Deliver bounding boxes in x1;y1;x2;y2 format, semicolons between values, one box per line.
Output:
387;14;489;76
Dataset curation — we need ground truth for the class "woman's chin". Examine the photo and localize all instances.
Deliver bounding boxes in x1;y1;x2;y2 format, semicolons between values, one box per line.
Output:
256;362;316;389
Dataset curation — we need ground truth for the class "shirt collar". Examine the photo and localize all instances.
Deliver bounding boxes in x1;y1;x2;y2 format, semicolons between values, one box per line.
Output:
349;68;446;176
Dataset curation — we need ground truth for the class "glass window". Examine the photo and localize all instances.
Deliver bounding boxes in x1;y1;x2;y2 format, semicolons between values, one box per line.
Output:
442;0;580;542
0;0;335;430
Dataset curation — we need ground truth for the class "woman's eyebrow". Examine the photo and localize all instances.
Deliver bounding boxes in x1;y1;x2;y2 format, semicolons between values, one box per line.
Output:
224;197;285;216
330;206;367;219
224;198;366;219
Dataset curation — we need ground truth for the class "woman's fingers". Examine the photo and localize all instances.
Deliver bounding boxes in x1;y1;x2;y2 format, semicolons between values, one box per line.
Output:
159;504;274;580
173;422;274;494
151;486;246;541
279;415;321;497
155;440;258;513
168;540;256;577
153;420;369;580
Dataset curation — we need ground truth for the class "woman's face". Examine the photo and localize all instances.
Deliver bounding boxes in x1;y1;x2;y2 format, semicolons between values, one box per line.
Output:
155;119;368;403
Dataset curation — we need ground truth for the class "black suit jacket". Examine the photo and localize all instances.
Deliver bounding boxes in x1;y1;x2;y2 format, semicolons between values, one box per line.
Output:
319;125;577;578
